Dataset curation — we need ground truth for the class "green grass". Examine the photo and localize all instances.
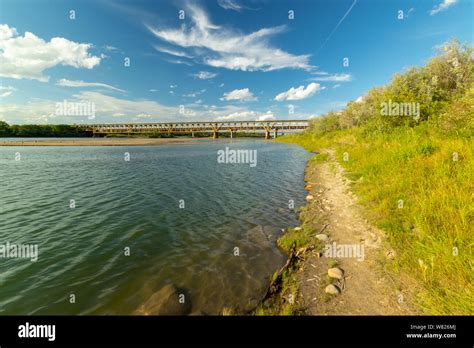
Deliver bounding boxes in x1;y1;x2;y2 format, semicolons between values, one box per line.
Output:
280;125;474;315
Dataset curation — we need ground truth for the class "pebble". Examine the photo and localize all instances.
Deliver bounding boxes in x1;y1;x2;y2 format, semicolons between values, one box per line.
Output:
294;227;302;231
304;184;313;191
385;249;396;259
306;195;314;201
315;234;329;241
325;284;340;295
328;267;344;280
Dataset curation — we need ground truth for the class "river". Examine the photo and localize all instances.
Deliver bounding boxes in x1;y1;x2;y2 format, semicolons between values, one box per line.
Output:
0;139;311;314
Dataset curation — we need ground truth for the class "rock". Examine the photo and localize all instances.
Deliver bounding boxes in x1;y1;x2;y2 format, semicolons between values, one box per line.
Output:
315;234;329;241
328;267;344;280
325;284;340;295
134;284;191;316
304;184;313;191
294;227;302;231
385;249;396;260
306;195;314;201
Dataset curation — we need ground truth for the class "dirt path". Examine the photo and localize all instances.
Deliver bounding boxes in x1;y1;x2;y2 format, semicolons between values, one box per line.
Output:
297;149;419;315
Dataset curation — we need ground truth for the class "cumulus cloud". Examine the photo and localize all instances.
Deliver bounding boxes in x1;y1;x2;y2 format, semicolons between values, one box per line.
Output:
147;4;312;72
220;88;257;101
275;83;321;101
0;24;101;82
215;110;274;121
430;0;458;15
56;79;125;92
256;111;275;121
193;71;218;79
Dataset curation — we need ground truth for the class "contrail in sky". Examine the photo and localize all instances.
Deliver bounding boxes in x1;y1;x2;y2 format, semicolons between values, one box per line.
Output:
316;0;358;55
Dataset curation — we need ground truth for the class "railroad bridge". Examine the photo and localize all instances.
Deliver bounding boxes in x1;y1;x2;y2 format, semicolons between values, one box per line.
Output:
75;120;309;139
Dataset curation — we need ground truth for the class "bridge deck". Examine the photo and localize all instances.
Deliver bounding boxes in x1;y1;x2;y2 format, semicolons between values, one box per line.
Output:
75;120;309;138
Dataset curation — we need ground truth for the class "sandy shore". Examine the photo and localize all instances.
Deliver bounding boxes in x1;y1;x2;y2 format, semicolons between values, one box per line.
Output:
0;138;209;146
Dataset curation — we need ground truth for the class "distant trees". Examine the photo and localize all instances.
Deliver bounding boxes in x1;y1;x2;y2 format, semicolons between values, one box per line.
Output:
0;122;90;137
0;121;11;136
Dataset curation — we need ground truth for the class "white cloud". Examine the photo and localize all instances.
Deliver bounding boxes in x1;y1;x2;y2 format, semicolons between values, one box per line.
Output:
170;84;178;88
0;91;184;124
56;78;125;92
217;0;243;11
0;91;280;124
430;0;458;15
193;71;218;79
215;110;273;121
0;24;101;82
165;58;193;66
147;4;312;72
310;72;352;82
257;111;275;121
183;89;206;98
220;88;257;101
153;45;193;58
333;84;341;89
0;85;16;97
104;45;119;51
275;83;321;101
355;96;364;103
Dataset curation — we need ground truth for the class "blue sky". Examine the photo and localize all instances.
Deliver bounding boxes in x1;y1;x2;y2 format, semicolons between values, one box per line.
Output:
0;0;472;124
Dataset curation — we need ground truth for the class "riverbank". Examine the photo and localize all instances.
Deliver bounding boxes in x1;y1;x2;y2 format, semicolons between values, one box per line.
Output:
0;137;207;146
261;123;472;315
255;147;419;315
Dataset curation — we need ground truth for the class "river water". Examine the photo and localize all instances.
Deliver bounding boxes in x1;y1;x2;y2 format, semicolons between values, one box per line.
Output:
0;139;311;314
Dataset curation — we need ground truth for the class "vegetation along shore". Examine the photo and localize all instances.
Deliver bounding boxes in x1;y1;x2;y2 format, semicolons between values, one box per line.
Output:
255;40;473;315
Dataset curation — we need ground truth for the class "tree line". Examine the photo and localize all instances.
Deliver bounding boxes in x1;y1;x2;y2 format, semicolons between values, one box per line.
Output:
0;122;91;137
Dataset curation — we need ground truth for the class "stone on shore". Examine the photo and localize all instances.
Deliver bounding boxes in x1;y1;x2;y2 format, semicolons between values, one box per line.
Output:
304;184;313;191
306;195;314;201
315;234;329;241
325;284;341;295
328;267;344;280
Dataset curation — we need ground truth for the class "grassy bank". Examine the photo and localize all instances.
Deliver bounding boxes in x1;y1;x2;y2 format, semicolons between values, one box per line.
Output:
278;40;473;315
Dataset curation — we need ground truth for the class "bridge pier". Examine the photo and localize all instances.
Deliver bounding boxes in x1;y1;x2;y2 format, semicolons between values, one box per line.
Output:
274;129;278;138
213;131;219;139
191;131;194;138
230;130;234;139
265;130;270;139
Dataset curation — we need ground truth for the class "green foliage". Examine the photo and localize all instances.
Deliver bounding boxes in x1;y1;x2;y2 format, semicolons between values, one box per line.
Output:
307;39;473;135
0;122;90;137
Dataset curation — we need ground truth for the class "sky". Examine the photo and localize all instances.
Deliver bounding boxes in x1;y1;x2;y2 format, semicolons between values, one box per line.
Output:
0;0;472;124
